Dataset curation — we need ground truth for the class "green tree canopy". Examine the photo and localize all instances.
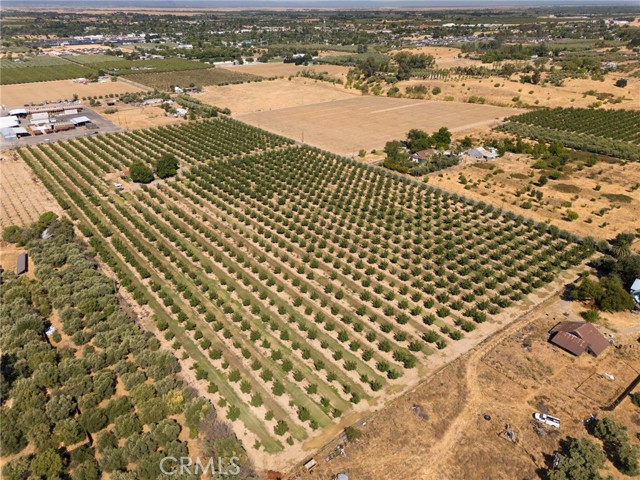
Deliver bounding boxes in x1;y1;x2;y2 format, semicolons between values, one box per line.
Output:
129;161;154;184
548;437;605;480
155;153;179;179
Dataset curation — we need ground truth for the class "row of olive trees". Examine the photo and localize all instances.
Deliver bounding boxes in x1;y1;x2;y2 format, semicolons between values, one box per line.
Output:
1;215;254;480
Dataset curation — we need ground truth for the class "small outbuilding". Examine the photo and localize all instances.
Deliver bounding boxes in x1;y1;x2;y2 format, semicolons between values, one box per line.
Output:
31;112;50;121
11;126;29;138
0;116;19;129
9;108;28;118
549;321;609;357
71;116;91;126
631;278;640;307
16;253;28;275
465;147;498;160
1;127;17;141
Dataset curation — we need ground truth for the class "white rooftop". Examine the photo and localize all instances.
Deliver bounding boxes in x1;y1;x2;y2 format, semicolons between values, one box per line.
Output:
71;116;91;124
0;116;19;129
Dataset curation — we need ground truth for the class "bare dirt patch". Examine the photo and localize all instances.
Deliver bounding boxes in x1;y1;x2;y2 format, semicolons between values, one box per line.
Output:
426;154;640;240
309;294;640;480
93;104;185;130
0;78;145;108
197;77;357;115
235;96;521;156
0;154;62;229
0;242;33;278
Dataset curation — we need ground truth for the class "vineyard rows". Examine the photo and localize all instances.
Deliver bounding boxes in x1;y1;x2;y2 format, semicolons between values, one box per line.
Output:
17;118;594;454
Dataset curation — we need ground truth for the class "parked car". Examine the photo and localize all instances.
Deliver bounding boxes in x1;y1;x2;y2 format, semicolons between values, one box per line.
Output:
534;413;560;428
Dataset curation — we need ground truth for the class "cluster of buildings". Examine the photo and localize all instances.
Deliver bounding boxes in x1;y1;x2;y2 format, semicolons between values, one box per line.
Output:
408;146;498;164
27;34;145;48
409;35;494;47
1;103;92;141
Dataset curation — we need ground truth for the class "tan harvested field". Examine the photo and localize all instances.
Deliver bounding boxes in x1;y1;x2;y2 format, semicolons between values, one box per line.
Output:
220;62;350;79
0;78;145;108
0;154;62;229
92;104;185;130
426;153;640;241
309;293;640;480
235;96;521;156
198;77;357;115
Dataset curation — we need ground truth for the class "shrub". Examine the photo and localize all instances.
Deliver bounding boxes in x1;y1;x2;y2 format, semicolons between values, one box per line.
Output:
344;426;361;442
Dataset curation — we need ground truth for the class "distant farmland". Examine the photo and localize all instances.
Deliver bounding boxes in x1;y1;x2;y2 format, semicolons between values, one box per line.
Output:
0;57;95;85
0;55;210;85
125;67;260;90
18;118;592;464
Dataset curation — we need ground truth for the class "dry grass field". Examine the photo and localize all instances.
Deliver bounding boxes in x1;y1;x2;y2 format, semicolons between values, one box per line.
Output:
92;103;186;129
309;294;640;480
0;78;145;107
397;75;640;110
235;96;521;155
390;45;491;69
0;154;62;229
220;63;351;80
198;77;357;115
426;153;640;240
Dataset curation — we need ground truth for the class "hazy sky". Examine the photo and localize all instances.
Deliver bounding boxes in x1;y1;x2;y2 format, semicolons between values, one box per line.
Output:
8;0;638;5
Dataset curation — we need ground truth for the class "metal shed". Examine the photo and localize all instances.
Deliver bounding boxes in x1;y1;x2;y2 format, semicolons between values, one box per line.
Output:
71;116;91;126
16;253;28;275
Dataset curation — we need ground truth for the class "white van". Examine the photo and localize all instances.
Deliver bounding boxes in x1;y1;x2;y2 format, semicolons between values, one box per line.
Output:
534;413;560;429
114;183;124;191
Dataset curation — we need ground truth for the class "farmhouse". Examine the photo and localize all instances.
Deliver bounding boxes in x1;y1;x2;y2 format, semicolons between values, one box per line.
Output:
409;149;437;163
465;147;498;160
548;321;610;357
